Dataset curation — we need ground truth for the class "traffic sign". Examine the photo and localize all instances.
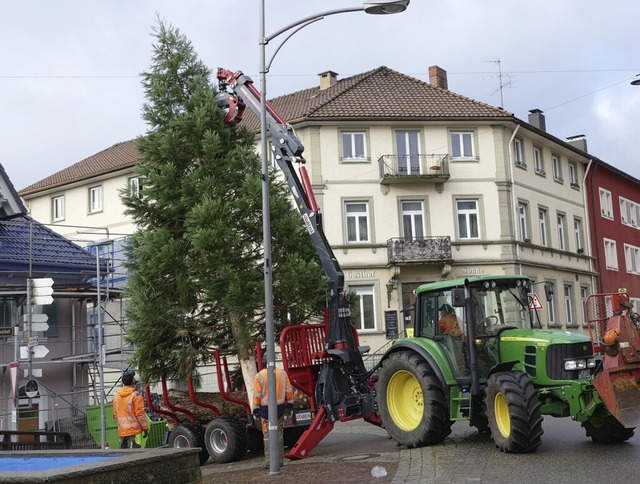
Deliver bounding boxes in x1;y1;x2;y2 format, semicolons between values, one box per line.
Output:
530;293;544;310
24;314;49;333
31;278;54;305
25;379;39;398
20;345;49;359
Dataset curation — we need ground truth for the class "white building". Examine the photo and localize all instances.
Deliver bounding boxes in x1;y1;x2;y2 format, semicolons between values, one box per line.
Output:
19;65;595;355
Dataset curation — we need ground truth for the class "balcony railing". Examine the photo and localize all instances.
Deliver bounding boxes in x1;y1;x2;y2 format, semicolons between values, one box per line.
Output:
379;154;450;184
387;236;452;264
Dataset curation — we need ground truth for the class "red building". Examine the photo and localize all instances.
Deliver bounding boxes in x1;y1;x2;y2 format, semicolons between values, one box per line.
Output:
585;159;640;309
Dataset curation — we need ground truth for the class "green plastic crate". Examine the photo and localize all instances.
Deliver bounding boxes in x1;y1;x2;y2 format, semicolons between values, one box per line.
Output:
86;403;167;449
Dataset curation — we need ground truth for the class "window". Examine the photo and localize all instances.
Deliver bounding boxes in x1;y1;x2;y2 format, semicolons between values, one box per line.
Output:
513;138;525;167
604;238;618;271
599;188;613;219
450;131;475;159
624;244;640;274
538;208;548;247
396;130;421;175
569;162;579;189
533;146;545;175
350;285;376;331
128;177;142;198
518;202;529;242
546;280;556;326
52;195;65;221
573;218;583;252
456;199;480;240
89;186;103;213
401;201;424;239
619;197;640;227
564;284;574;326
0;299;14;329
345;201;370;243
580;285;589;327
556;213;566;251
341;131;367;161
552;154;563;182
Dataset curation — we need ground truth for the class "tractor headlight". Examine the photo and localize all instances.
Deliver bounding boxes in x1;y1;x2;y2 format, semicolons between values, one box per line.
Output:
564;359;587;370
587;358;597;368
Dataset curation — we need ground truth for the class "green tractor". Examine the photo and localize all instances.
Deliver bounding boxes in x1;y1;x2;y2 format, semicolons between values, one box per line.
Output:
374;275;640;452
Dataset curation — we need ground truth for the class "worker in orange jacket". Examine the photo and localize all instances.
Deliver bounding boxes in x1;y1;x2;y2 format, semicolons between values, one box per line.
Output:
252;354;294;468
113;369;148;449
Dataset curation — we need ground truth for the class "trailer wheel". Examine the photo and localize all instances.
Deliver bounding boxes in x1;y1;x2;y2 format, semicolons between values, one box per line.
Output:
375;351;452;448
204;416;248;464
485;371;543;453
582;415;635;443
168;423;210;466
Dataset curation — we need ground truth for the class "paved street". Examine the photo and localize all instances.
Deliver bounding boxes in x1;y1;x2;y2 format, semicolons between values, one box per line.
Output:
201;416;640;483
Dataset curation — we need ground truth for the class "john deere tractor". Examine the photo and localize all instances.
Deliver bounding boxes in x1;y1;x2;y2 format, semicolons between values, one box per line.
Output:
374;275;640;452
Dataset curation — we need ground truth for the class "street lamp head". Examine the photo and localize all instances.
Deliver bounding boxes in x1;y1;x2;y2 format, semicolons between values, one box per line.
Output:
631;74;640;86
364;0;410;15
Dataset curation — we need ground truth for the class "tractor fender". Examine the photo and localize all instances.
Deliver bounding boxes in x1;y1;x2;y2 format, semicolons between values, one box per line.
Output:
487;360;519;378
377;340;448;388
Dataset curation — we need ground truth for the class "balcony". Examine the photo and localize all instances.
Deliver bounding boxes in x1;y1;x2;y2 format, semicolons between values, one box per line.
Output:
379;154;450;185
387;236;453;264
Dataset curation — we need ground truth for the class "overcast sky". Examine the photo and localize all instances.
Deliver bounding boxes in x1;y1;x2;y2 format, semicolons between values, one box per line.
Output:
2;0;639;191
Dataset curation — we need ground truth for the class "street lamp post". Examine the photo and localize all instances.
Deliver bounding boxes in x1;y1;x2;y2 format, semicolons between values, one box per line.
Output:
258;0;409;475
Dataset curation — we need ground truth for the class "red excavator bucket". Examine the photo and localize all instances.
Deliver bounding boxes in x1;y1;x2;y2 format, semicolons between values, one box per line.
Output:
587;294;640;428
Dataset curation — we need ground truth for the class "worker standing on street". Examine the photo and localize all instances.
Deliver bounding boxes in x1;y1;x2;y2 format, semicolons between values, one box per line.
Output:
252;354;294;468
113;369;148;449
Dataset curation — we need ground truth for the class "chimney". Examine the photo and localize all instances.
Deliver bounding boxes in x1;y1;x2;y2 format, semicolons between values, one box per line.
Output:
566;135;588;153
428;65;448;90
528;109;546;132
318;70;338;90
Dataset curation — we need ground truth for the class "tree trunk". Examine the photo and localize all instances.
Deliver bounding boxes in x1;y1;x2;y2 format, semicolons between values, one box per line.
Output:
229;313;257;407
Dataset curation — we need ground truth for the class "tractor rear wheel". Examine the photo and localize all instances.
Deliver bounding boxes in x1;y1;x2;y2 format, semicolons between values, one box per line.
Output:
375;351;452;448
168;423;210;466
485;371;543;453
582;415;635;443
204;416;248;464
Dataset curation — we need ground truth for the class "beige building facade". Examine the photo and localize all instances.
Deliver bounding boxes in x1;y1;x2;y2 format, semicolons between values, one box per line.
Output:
19;66;595;355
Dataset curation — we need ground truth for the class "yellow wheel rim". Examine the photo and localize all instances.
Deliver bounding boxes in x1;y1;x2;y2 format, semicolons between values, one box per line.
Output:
494;392;511;438
387;370;423;431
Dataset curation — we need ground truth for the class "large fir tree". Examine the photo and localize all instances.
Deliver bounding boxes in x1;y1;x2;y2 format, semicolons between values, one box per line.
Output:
122;20;327;389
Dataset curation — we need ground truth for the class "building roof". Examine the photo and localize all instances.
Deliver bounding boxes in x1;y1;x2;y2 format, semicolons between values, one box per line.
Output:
19;140;139;196
0;214;106;289
240;66;513;130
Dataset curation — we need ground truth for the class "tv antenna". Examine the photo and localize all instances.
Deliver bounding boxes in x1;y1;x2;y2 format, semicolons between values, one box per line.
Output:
482;58;512;108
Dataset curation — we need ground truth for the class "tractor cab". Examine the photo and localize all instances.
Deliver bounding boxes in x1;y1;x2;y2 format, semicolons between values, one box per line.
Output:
414;276;533;380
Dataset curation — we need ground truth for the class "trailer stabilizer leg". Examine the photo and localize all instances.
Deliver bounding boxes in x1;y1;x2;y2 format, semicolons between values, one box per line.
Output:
285;406;333;460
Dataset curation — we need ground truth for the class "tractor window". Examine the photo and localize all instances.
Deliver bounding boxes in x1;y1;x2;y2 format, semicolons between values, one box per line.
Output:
419;292;464;338
471;285;530;335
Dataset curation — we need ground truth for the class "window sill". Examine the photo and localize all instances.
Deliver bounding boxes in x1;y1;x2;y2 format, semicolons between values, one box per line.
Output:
514;161;527;169
535;170;546;177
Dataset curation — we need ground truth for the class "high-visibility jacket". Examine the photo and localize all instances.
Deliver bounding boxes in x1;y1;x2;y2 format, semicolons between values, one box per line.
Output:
112;385;149;438
252;367;294;419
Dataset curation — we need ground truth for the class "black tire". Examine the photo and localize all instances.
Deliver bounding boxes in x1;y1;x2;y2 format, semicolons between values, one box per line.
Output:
582;415;635;443
484;371;543;453
375;351;452;448
168;423;210;466
283;425;308;449
204;416;249;464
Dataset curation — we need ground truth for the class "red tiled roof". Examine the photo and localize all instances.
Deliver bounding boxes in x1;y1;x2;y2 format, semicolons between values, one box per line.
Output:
19;67;513;195
19;140;139;196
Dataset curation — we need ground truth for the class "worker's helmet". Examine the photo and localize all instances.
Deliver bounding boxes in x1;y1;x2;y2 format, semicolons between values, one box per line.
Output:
122;369;136;385
439;303;454;314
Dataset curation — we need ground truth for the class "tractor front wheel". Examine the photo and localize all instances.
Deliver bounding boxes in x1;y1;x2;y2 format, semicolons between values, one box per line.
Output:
375;351;452;448
582;415;635;443
484;371;543;453
168;423;210;466
204;416;248;464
